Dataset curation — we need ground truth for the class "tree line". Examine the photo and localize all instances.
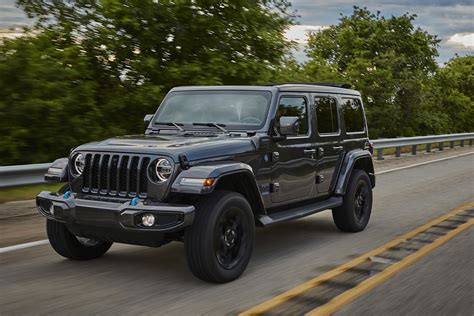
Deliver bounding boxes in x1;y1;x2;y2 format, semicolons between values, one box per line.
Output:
0;1;472;165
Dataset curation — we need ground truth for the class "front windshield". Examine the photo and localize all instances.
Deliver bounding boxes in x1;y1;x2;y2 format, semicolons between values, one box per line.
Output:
154;90;272;130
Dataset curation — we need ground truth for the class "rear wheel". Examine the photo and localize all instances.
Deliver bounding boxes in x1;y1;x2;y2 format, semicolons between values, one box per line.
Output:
332;169;372;232
184;191;255;283
47;219;113;260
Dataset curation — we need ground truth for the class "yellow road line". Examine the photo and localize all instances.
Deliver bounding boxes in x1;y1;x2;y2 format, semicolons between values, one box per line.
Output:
239;201;474;316
306;217;473;316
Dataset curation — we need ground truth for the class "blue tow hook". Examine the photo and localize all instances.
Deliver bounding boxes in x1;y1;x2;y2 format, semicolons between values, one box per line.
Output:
63;191;72;199
130;197;139;206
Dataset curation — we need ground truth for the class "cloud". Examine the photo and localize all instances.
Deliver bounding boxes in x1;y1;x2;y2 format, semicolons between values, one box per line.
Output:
285;25;327;44
447;33;474;48
290;0;474;63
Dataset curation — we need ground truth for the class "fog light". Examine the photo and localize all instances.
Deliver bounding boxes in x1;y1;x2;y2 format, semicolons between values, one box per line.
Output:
141;213;155;227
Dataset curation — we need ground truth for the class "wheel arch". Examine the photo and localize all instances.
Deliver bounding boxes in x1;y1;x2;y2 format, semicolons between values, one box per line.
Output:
171;162;266;217
334;149;375;195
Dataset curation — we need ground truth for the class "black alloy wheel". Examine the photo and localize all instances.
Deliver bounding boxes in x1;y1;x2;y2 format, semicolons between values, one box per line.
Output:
185;191;255;283
214;206;250;270
332;169;373;232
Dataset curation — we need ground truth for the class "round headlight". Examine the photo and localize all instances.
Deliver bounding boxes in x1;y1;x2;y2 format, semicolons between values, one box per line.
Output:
73;153;85;176
155;158;173;182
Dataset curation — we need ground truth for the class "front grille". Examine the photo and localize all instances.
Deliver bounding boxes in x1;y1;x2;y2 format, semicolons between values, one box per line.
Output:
81;153;151;198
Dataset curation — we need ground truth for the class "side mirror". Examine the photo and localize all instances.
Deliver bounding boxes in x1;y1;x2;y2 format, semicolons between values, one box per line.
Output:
279;116;299;136
144;114;154;128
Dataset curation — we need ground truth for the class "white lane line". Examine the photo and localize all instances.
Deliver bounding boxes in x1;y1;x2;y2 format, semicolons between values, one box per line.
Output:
375;151;473;175
0;239;49;253
1;151;472;254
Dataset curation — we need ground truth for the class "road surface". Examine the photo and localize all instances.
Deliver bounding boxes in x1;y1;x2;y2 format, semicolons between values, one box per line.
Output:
1;148;473;315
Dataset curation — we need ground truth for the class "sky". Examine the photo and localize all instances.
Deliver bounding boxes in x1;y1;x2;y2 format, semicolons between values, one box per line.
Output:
1;0;472;64
287;0;473;64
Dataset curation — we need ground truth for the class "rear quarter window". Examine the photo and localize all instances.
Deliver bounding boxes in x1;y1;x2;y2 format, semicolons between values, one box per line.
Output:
342;98;365;133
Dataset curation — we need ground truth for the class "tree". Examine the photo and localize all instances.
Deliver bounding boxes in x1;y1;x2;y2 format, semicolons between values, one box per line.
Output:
434;56;473;133
305;7;441;138
0;0;296;164
0;32;106;164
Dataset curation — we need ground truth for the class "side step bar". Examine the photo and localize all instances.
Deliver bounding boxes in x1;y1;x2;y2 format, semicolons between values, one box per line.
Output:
257;197;343;226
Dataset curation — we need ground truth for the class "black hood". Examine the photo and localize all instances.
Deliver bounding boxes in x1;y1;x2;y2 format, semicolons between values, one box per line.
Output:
74;134;259;162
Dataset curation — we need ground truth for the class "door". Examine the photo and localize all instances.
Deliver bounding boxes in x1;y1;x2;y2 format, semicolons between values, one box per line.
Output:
313;95;344;194
270;94;317;204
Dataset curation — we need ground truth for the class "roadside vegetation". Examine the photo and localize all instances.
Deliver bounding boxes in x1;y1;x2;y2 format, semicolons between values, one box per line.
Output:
0;2;472;165
0;183;62;204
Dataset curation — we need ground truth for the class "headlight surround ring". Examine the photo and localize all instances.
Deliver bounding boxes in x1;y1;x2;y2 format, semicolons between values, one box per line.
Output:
155;158;173;182
72;153;85;176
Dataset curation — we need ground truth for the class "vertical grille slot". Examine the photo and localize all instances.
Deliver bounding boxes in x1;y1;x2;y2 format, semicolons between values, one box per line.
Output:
99;154;110;193
82;154;92;191
109;155;119;195
118;156;130;195
90;154;100;192
129;157;140;196
139;157;150;197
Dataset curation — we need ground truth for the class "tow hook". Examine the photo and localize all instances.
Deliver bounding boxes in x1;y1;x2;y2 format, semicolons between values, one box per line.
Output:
130;197;139;206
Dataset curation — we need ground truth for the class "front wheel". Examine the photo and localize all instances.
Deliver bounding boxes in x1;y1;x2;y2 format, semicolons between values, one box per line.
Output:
332;169;373;232
184;191;255;283
47;219;113;260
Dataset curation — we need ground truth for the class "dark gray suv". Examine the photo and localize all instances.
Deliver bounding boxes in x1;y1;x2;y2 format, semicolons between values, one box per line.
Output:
37;83;375;283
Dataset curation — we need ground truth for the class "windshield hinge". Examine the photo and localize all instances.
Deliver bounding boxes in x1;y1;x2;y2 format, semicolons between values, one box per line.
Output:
179;154;190;170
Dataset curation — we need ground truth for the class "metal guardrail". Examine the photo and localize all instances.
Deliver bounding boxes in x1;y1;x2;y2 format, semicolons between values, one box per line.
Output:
0;163;52;188
372;132;474;160
0;133;473;188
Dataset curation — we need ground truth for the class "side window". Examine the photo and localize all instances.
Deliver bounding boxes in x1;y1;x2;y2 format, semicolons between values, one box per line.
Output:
277;96;309;136
342;98;365;133
315;97;339;134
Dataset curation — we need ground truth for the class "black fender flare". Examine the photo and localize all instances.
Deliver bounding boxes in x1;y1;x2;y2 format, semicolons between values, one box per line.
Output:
334;150;375;195
171;162;265;213
44;158;69;183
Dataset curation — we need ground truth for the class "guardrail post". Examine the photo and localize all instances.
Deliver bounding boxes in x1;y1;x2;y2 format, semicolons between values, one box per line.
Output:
460;140;465;147
411;145;417;155
426;143;431;153
438;142;444;151
470;139;473;146
395;147;401;157
377;148;384;160
450;141;455;149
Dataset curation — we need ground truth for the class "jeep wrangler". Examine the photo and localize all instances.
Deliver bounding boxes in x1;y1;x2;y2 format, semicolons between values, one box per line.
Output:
37;83;375;283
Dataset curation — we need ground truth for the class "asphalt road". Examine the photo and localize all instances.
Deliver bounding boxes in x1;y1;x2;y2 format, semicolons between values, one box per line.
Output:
337;227;473;316
1;149;473;315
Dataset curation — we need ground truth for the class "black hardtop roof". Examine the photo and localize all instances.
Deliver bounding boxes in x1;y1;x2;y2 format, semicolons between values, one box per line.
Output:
170;83;361;96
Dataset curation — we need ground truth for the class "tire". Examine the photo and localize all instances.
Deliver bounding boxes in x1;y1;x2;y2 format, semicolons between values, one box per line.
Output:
184;191;255;283
332;169;373;232
47;219;113;260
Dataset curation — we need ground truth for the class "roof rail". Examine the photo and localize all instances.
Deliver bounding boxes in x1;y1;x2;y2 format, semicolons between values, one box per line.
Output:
260;82;352;89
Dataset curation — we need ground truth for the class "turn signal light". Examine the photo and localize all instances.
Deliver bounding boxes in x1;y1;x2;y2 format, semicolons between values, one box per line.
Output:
203;178;215;186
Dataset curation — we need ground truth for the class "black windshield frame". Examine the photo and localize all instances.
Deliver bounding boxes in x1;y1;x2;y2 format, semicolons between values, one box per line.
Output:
153;90;273;132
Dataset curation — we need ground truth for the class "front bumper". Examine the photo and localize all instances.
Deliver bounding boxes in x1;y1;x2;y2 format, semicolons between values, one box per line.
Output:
36;191;195;233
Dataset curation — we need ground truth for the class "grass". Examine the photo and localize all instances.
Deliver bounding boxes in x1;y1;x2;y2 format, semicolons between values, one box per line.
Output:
0;183;63;204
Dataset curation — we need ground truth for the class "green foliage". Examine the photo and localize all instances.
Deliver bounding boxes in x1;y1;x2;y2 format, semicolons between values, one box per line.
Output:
434;56;474;132
0;4;472;165
0;32;107;164
0;0;295;165
305;7;445;138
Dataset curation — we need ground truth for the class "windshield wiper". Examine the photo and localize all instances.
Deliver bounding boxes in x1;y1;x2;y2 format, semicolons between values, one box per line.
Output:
192;122;228;133
154;122;185;132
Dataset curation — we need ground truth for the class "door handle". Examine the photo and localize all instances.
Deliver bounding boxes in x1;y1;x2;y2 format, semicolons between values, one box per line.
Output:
333;146;344;152
304;149;317;159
